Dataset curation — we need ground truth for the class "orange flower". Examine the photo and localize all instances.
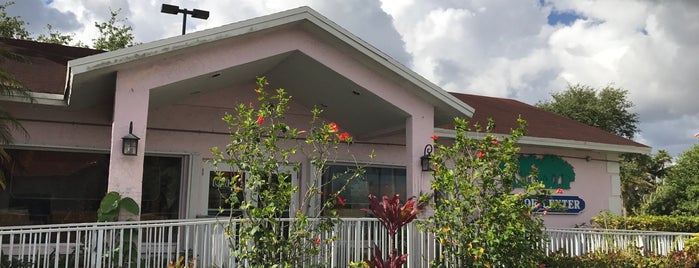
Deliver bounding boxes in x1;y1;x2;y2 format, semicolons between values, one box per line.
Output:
339;132;351;142
556;188;563;194
328;122;338;133
336;195;346;206
431;135;439;141
256;116;264;124
476;151;485;158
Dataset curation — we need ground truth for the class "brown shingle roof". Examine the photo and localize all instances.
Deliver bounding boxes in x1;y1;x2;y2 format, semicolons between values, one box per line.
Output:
447;93;649;148
0;38;103;94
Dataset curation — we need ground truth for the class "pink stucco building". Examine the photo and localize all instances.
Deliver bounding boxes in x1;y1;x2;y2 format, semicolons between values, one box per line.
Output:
0;7;648;228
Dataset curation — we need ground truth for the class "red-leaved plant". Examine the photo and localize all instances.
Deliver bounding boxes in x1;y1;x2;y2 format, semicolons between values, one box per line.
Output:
360;194;424;268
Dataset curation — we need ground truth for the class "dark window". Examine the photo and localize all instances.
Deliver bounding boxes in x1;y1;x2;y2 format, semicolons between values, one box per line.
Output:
0;150;183;226
322;165;406;217
141;156;182;220
0;149;109;225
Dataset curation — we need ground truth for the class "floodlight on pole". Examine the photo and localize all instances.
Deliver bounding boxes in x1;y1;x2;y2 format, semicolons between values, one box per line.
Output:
160;4;209;35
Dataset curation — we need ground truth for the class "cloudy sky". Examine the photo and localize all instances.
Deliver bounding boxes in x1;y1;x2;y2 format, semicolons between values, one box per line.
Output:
7;0;699;157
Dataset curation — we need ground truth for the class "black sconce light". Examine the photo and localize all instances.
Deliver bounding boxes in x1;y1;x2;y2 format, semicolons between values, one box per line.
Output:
122;122;140;156
420;144;434;172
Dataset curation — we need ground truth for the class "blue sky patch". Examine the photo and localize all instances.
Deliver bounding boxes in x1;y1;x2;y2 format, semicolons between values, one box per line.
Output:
548;10;582;26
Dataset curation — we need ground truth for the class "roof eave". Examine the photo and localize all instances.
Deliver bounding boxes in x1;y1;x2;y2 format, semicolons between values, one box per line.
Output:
434;128;651;154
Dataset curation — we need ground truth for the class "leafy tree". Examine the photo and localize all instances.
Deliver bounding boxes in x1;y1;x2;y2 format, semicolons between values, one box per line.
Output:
423;118;555;267
641;145;699;216
620;150;670;214
536;84;666;216
0;1;30;39
92;9;136;51
536;84;639;139
36;24;74;45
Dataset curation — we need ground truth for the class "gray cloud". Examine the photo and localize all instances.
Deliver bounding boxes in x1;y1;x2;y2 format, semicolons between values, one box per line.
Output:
6;0;81;35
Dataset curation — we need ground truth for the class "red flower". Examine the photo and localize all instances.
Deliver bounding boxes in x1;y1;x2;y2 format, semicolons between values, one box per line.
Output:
556;188;563;194
543;210;548;215
476;151;485;158
431;135;439;141
535;203;541;208
491;139;499;145
339;132;351;142
328;122;338;133
315;237;321;245
256;116;264;124
336;195;346;206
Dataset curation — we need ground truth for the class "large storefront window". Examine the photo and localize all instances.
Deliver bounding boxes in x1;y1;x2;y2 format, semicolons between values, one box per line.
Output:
0;149;109;226
322;165;406;217
0;149;183;226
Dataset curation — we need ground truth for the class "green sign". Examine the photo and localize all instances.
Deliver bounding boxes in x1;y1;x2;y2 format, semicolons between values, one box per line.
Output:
514;155;575;189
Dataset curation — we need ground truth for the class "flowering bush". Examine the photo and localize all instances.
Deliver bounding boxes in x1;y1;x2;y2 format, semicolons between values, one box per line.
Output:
422;117;555;267
210;77;366;267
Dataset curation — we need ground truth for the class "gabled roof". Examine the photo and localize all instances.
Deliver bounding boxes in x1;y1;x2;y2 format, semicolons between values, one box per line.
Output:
66;6;474;121
438;93;650;154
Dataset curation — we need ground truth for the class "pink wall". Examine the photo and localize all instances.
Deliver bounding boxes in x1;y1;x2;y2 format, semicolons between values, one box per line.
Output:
519;146;618;228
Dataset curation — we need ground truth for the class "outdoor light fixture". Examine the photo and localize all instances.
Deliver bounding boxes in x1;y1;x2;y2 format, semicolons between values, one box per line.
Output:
160;3;210;35
420;144;434;172
122;122;140;156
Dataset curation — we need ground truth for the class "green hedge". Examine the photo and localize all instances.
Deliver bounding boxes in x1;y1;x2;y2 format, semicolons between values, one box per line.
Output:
590;211;699;233
542;249;698;268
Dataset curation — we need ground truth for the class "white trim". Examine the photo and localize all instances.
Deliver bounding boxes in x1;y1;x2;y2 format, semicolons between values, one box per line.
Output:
434;128;650;154
0;92;67;106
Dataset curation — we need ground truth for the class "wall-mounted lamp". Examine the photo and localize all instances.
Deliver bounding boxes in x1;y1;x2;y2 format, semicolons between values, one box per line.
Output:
122;122;140;156
420;144;434;172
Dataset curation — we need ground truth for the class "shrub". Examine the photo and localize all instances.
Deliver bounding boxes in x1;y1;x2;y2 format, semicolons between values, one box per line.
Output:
542;248;698;268
591;211;699;232
422;118;557;267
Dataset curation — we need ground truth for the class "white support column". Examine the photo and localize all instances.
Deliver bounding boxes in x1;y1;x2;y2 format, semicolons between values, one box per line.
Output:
107;69;151;219
607;153;622;215
405;106;434;267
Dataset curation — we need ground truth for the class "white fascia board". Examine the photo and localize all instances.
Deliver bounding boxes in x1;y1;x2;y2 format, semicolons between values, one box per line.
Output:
434;128;651;154
0;91;66;106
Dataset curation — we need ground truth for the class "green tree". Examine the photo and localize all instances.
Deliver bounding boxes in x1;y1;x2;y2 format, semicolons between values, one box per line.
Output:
620;150;671;214
36;24;75;45
0;1;30;39
92;9;136;51
536;84;666;215
641;145;699;216
423;118;554;267
536;84;639;139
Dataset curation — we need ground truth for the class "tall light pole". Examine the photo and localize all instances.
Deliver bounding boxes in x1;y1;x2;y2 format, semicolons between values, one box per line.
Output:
161;4;209;35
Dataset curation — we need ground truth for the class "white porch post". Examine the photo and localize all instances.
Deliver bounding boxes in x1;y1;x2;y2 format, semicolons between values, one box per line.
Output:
107;69;151;219
405;106;434;267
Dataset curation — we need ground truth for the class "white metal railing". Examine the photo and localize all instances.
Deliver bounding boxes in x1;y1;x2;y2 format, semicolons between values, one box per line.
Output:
0;219;694;267
544;228;694;256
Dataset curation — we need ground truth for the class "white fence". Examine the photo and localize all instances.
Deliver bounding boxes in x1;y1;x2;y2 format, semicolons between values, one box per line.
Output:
0;218;694;268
